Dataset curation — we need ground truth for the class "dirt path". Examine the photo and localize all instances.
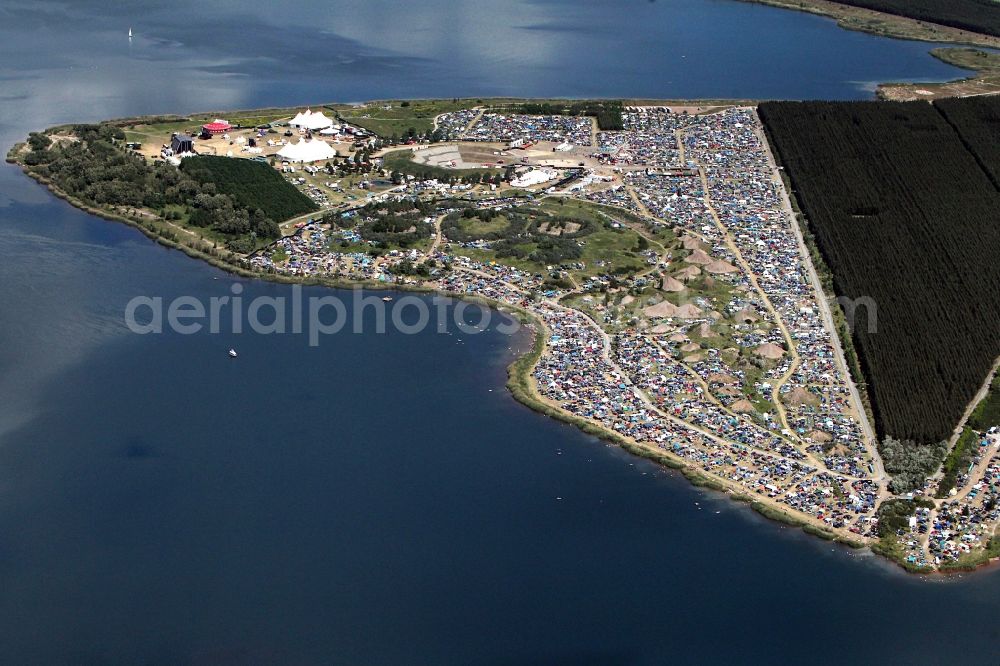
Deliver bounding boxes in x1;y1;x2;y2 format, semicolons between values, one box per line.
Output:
463;108;485;134
674;128;686;165
924;357;1000;507
280;206;338;233
696;166;801;441
625;185;656;218
751;114;885;484
946;356;1000;450
422;213;447;262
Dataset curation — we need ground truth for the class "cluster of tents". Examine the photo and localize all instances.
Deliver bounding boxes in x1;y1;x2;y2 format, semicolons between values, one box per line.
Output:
278;109;340;162
289;109;334;130
277;137;337;163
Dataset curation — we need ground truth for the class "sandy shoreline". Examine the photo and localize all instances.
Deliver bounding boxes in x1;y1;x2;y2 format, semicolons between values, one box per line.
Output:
733;0;1000;50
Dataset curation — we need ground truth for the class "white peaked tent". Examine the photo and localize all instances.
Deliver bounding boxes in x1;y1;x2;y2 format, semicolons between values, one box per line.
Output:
277;137;337;163
289;109;334;130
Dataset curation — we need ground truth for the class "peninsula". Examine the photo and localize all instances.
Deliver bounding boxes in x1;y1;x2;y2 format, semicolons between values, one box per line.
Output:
9;96;1000;573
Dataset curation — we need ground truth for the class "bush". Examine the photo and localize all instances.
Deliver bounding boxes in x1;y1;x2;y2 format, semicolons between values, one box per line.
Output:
879;437;947;493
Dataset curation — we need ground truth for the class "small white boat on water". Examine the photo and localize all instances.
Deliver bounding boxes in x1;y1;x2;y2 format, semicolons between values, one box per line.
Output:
382;296;393;302
228;349;238;358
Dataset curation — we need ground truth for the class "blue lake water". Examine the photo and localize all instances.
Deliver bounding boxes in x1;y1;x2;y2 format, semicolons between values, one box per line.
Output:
0;1;997;664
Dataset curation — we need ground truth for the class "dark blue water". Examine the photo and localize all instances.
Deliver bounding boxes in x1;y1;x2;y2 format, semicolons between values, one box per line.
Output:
1;1;997;664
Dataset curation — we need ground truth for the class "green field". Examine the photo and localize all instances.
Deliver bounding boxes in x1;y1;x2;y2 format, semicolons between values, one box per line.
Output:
121;109;298;145
442;199;651;282
574;228;648;277
339;100;476;138
453;214;514;237
180;155;318;222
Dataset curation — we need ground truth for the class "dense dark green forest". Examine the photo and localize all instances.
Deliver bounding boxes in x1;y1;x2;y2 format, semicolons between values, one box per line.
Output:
935;96;1000;188
834;0;1000;37
180;156;317;222
759;100;1000;445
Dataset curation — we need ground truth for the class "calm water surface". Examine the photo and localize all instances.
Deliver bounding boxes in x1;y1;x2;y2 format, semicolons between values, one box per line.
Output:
0;1;997;664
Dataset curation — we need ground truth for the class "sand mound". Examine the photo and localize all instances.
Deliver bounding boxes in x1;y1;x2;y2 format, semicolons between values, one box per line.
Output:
708;373;739;385
735;306;760;323
683;353;705;363
705;259;738;275
674;266;701;281
675;303;703;319
681;235;706;251
621;295;635;306
698;322;719;338
785;386;820;407
755;342;785;360
716;386;742;398
807;429;833;443
650;323;674;334
730;399;755;413
668;332;688;342
661;275;686;292
685;249;713;265
643;300;678;318
680;342;701;353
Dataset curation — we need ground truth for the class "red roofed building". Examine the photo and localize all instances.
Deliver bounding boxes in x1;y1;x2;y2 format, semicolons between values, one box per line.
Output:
201;119;231;137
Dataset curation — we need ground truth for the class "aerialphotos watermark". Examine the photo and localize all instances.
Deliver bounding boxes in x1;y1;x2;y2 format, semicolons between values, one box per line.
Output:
124;284;520;346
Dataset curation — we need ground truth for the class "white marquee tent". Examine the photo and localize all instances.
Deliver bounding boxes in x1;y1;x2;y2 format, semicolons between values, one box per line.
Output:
277;137;337;163
289;109;334;130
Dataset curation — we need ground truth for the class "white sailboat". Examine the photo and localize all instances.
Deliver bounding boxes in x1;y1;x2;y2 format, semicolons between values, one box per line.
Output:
128;27;133;40
228;348;238;358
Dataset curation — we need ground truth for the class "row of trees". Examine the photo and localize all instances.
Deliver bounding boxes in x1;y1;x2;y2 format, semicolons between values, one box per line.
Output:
759;100;1000;444
489;100;625;131
968;374;1000;432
